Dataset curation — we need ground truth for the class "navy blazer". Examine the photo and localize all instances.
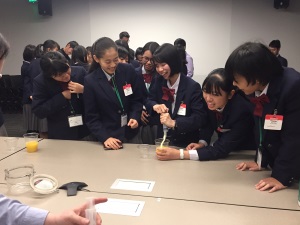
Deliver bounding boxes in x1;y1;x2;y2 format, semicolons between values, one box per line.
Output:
32;66;89;140
27;58;42;98
135;66;160;126
258;67;300;186
21;61;32;104
197;92;256;161
83;63;143;143
146;74;207;147
277;55;288;67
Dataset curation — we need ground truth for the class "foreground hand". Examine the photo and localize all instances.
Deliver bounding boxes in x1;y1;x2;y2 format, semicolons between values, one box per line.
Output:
160;113;175;128
141;111;149;125
45;197;107;225
236;161;261;171
127;119;138;129
68;81;84;94
186;142;205;150
104;137;122;150
156;147;180;160
255;177;287;193
153;104;169;114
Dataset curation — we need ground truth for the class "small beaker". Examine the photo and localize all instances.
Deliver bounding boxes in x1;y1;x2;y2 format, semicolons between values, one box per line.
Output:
138;144;150;159
5;165;35;194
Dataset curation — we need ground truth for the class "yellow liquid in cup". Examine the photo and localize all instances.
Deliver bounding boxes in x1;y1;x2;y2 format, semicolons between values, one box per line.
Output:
156;146;167;153
26;141;38;153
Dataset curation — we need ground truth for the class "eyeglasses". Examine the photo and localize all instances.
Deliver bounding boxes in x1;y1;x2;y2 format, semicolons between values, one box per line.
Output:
142;56;154;64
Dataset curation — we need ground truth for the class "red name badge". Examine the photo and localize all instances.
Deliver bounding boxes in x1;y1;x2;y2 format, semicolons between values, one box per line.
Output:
264;114;283;130
123;84;133;96
177;103;186;116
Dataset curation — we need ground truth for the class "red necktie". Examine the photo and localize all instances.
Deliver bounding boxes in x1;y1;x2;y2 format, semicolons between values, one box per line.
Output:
250;94;270;117
143;74;152;83
162;87;175;102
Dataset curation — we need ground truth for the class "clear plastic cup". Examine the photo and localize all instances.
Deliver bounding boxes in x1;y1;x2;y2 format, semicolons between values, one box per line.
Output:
155;138;170;153
138;144;150;159
4;137;19;152
23;133;39;153
4;164;35;194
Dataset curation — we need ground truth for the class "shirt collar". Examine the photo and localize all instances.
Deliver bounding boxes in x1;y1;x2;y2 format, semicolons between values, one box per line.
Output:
255;83;269;97
167;73;180;90
102;69;115;81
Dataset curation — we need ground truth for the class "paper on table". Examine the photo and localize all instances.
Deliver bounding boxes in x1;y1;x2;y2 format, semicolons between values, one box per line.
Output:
95;198;145;216
111;179;155;192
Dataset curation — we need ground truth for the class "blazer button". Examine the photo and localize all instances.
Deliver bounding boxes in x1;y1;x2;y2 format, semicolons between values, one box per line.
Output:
267;144;272;148
118;110;121;114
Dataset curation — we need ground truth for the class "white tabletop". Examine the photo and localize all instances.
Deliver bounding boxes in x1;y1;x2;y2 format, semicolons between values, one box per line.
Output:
0;186;299;225
0;139;299;211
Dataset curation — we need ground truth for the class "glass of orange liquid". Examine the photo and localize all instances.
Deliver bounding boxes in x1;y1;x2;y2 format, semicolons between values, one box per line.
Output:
23;133;39;153
155;138;170;153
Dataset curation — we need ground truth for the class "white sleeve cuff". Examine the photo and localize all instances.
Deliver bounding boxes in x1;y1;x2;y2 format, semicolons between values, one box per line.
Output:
188;150;199;161
198;140;208;147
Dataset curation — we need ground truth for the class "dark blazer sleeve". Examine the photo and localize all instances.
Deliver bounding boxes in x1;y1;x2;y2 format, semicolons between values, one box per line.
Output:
197;95;255;160
269;76;300;185
32;75;68;119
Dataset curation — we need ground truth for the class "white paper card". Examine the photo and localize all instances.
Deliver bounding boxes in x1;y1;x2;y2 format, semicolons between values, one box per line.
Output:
95;198;145;216
111;179;155;192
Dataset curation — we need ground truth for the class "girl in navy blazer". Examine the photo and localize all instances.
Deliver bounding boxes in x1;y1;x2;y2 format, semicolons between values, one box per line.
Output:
225;42;300;192
136;41;160;144
156;68;255;160
146;43;206;147
32;51;89;140
83;37;143;150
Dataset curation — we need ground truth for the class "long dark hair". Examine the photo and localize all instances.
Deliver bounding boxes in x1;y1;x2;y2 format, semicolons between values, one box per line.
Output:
89;37;117;73
202;68;234;96
0;33;9;60
40;51;69;79
35;39;60;58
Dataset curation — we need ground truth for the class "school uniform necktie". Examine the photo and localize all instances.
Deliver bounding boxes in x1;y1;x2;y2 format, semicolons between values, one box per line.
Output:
162;86;175;102
143;74;152;84
250;94;270;117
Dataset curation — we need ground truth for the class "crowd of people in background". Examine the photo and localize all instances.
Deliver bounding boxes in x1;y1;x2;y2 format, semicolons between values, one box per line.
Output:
0;31;299;195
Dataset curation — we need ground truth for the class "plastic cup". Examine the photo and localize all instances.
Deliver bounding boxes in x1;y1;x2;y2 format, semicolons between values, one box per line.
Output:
4;137;19;152
138;144;150;159
155;138;170;153
23;133;39;153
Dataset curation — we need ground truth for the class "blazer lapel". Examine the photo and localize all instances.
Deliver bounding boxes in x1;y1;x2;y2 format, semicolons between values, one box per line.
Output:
172;75;185;118
95;69;120;107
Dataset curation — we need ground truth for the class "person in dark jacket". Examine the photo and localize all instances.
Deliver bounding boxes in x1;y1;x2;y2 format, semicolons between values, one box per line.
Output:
226;42;300;193
156;68;255;161
32;51;89;140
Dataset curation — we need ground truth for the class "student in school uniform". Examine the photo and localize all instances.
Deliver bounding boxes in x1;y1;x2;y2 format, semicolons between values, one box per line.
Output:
225;42;300;192
0;32;106;225
21;44;36;133
27;39;60;138
146;43;206;147
32;51;89;140
83;37;143;150
156;68;256;161
71;45;90;72
136;41;160;144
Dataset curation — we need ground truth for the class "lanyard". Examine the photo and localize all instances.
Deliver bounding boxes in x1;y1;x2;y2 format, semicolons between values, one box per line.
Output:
111;76;125;112
68;100;76;115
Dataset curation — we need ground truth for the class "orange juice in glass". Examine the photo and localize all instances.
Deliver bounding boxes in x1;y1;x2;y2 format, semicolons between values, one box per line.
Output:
23;133;39;153
155;138;170;153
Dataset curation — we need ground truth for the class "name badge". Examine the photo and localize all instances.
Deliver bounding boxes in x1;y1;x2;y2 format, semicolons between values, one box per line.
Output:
68;115;83;127
121;114;128;127
264;114;283;130
123;84;133;96
177;103;186;116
